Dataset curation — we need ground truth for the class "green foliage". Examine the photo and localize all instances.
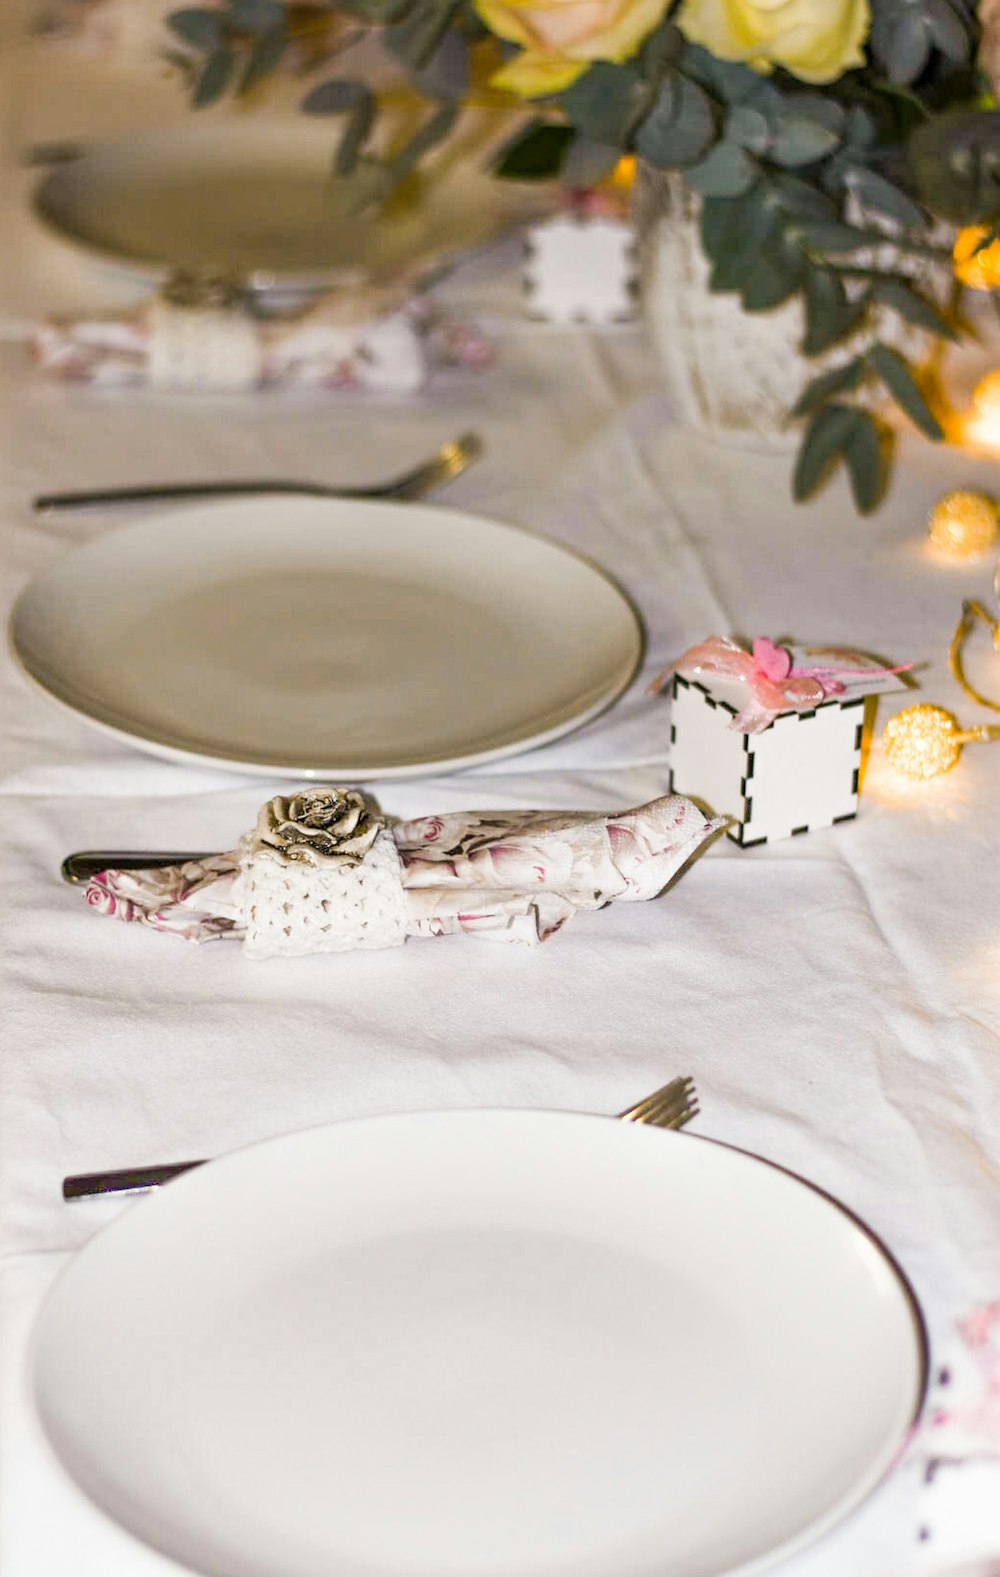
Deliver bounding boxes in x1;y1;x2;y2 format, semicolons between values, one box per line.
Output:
793;357;866;416
868;343;943;437
163;0;988;509
634;74;716;168
911;112;1000;226
561;63;646;147
869;0;975;84
793;404;888;514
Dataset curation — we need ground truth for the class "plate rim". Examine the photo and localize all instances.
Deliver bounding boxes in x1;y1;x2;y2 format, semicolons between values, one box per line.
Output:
29;118;548;292
32;1112;929;1577
8;497;645;778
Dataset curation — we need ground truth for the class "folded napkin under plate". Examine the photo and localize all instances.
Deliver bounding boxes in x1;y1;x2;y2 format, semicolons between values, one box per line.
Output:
33;273;493;393
82;787;723;953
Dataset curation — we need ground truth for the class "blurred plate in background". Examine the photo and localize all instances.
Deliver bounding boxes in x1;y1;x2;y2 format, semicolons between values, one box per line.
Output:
32;117;551;294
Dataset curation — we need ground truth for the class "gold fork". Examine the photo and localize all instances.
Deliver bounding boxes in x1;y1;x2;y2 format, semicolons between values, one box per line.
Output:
618;1075;699;1129
35;431;483;514
62;1077;699;1200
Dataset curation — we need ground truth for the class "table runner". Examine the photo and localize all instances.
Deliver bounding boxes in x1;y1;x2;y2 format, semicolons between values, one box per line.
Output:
1;12;999;1577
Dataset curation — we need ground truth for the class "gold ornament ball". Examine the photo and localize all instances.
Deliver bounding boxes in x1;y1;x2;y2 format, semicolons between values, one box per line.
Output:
927;489;999;559
954;226;1000;290
882;705;962;780
973;370;1000;425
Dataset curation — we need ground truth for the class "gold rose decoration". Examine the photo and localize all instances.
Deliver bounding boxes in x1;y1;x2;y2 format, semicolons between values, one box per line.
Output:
252;789;383;867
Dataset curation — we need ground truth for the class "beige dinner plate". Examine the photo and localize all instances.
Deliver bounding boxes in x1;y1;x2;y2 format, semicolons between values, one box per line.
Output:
9;497;643;776
32;118;549;292
33;1113;927;1577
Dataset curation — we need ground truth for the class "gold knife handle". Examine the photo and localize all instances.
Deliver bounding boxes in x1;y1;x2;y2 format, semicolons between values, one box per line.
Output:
62;852;215;884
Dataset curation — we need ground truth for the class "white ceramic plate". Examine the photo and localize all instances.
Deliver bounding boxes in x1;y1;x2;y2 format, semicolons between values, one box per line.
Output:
10;498;642;776
32;119;550;292
33;1113;925;1577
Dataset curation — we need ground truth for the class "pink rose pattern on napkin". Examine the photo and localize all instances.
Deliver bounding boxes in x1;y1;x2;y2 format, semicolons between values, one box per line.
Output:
81;793;722;947
923;1303;1000;1461
34;298;493;393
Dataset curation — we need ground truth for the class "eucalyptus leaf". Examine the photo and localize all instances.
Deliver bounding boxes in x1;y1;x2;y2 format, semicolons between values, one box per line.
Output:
228;0;284;32
740;239;802;310
562;63;645;146
788;96;845;136
882;9;930;84
240;21;286;93
770;173;837;221
868;343;944;438
802;266;850;354
680;42;761;105
392;102;459;181
844;105;877;149
193;45;235;106
741;184;783;255
167;8;222;50
302;78;372;115
792;356;865;416
844;411;886;513
686;139;756;196
700;194;740;263
850;168;924;228
793;403;857;500
770;117;840;168
704;189;760;290
801;221;878;254
411;29;469;99
635;74;715;168
872;279;956;339
637;20;683;72
726;105;770;153
385;1;457;70
335;95;376;176
925;0;973;61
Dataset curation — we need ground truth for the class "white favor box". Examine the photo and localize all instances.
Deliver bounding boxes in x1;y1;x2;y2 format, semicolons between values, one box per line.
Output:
523;215;636;324
667;673;870;847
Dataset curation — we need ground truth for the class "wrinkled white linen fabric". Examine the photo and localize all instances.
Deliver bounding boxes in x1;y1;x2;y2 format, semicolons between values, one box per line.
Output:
1;14;999;1577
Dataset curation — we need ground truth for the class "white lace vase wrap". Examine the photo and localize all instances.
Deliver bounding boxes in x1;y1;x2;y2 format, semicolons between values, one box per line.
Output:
146;297;262;392
635;164;952;441
241;829;409;960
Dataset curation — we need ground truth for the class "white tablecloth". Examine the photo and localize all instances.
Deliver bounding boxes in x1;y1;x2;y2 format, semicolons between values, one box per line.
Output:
1;14;999;1577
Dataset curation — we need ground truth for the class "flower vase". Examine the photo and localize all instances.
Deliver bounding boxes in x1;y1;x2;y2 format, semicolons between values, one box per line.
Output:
634;162;952;443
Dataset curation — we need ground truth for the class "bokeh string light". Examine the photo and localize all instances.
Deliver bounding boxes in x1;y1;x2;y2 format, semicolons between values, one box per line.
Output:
882;705;1000;780
953;226;1000;290
927;489;999;560
882;600;1000;779
966;370;1000;447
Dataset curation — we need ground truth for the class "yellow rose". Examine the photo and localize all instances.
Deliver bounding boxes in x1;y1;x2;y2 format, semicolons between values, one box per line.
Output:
475;0;671;96
676;0;870;84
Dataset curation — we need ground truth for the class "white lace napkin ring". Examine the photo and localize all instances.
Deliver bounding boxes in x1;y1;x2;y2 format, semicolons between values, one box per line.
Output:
147;296;263;392
241;829;409;959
